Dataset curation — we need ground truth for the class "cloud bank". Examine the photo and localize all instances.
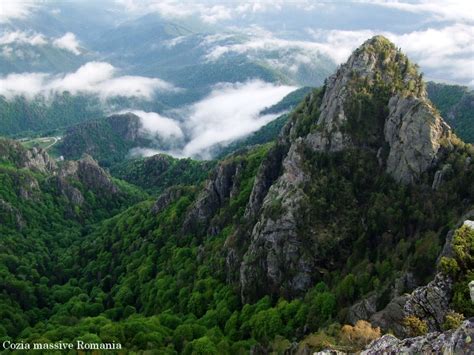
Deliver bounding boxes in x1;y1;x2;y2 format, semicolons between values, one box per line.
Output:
0;1;37;23
181;80;295;158
0;31;47;46
127;80;295;159
0;30;83;55
126;110;184;139
0;62;177;100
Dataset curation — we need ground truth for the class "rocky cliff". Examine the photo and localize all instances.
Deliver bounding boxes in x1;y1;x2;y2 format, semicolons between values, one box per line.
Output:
227;36;459;302
362;318;474;354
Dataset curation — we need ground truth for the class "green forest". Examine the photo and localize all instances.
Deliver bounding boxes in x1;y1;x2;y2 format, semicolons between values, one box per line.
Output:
0;36;473;354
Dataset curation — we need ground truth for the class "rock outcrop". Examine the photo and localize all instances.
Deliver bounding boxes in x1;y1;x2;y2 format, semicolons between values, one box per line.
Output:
183;158;244;235
303;35;452;183
152;186;186;214
21;147;57;173
362;319;474;354
384;95;451;183
58;154;118;195
232;35;456;302
239;140;314;301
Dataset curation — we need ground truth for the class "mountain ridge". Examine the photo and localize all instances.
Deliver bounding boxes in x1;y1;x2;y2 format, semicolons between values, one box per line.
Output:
0;36;472;353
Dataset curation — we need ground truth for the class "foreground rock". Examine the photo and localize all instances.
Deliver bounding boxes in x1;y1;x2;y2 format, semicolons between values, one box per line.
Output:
362;319;474;354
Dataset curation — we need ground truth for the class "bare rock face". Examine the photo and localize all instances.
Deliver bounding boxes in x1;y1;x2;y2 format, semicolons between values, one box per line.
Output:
152;186;185;214
106;113;142;142
384;95;451;183
0;198;25;229
347;294;378;325
362;319;474;354
21;147;57;173
403;273;453;332
239;140;314;302
77;155;118;194
244;143;288;221
58;154;118;196
183;158;244;235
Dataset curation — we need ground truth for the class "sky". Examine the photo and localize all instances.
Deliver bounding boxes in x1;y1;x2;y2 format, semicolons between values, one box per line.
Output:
1;1;472;85
0;0;472;158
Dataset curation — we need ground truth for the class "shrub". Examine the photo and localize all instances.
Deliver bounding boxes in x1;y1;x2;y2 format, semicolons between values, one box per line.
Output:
439;256;460;276
442;312;464;330
403;316;428;337
340;320;381;349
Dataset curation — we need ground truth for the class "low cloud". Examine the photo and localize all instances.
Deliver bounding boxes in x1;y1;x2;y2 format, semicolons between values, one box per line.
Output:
0;61;177;100
0;31;47;46
181;80;295;158
125;110;184;139
53;32;81;55
128;80;295;159
0;1;37;23
1;30;83;56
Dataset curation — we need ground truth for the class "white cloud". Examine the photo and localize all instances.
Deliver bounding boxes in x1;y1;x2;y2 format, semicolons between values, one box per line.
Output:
0;1;37;23
0;30;84;56
181;80;295;158
305;24;474;86
0;61;177;100
0;31;47;46
115;0;281;24
360;0;474;24
125;110;184;139
0;72;47;99
53;32;81;55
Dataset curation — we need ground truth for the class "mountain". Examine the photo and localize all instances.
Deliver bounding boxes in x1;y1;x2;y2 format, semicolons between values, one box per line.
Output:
56;88;311;165
0;36;472;353
427;81;474;144
56;113;147;166
110;154;216;193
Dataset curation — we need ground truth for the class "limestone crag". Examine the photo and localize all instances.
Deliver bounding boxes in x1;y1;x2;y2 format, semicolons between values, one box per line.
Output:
239;140;314;301
362;319;474;354
385;95;451;183
21;147;57;173
183;158;244;235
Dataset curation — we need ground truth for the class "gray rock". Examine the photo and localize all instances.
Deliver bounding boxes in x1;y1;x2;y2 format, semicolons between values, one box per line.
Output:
432;168;444;190
183;158;243;234
152;186;185;214
469;281;474;303
362;319;474;354
21;147;57;173
57;155;119;199
239;141;314;302
244;143;287;221
403;273;453;332
370;295;408;337
384;95;451;184
347;294;378;325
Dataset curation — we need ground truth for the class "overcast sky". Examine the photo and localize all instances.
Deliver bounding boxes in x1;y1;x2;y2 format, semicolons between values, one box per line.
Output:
1;0;472;86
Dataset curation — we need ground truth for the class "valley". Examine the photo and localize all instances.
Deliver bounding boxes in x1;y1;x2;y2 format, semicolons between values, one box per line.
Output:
0;1;473;354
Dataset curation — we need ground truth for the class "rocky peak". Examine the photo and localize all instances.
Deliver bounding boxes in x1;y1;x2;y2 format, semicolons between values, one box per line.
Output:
59;154;118;195
292;35;453;183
